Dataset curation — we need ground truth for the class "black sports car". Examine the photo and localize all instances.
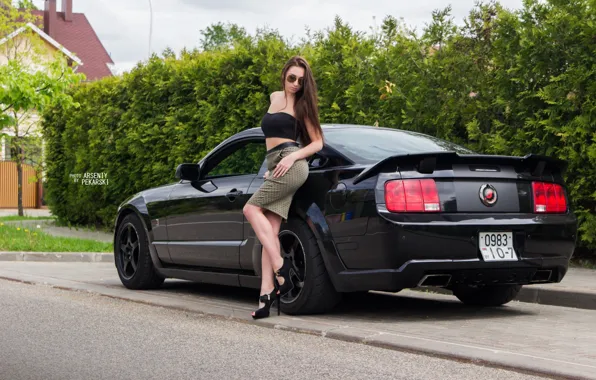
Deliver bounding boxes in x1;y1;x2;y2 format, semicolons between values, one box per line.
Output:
113;125;577;314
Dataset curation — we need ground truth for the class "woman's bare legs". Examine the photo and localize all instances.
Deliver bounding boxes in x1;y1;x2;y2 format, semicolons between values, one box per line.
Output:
242;204;285;310
256;210;282;309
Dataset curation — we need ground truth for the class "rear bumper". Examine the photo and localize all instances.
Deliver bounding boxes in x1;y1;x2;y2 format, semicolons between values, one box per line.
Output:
334;256;569;292
330;212;577;292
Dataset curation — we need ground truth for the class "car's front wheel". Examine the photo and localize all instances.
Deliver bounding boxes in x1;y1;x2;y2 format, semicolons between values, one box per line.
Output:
114;213;165;290
277;217;342;315
453;284;522;306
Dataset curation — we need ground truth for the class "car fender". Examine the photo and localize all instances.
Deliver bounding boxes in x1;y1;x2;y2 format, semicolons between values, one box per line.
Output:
114;197;164;270
293;199;347;291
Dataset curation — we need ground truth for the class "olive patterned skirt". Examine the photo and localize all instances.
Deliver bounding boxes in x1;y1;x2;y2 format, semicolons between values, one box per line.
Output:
246;145;308;221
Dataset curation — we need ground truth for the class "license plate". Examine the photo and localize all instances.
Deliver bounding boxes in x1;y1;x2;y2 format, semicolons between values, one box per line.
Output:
479;232;518;262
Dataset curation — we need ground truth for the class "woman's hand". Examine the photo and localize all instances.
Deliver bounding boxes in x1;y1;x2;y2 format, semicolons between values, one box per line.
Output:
272;154;297;178
263;170;270;179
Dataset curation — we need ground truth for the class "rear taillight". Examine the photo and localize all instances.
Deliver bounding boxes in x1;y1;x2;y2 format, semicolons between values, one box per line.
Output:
385;179;441;212
532;181;567;213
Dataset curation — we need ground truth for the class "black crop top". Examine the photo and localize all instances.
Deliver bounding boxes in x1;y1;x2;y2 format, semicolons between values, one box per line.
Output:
261;112;301;141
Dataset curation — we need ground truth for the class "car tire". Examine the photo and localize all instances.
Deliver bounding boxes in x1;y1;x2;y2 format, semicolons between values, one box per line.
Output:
114;213;165;290
278;217;342;315
453;284;522;307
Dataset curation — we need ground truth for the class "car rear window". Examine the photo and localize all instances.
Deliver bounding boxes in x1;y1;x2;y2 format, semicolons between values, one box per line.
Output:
323;127;474;164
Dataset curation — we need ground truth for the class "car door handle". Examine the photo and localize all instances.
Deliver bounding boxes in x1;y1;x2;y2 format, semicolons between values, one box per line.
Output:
226;189;243;201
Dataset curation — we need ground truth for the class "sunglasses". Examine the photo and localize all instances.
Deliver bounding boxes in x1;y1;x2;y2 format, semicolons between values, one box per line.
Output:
286;74;304;86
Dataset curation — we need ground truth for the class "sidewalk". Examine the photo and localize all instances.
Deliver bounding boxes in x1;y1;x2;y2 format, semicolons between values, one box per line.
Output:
1;212;595;310
0;249;594;313
516;267;596;309
0;262;594;380
0;207;52;217
421;267;596;311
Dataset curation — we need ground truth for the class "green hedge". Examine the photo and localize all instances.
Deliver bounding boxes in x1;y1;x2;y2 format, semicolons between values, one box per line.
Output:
42;0;596;257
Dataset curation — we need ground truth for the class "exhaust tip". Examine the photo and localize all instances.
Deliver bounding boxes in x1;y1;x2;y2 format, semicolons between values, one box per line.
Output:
531;270;552;283
418;274;452;288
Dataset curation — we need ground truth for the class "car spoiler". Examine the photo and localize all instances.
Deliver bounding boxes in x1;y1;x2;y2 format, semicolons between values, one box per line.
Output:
351;151;568;185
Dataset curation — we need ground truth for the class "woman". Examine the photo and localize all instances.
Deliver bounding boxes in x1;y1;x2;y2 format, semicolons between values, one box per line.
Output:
243;55;324;319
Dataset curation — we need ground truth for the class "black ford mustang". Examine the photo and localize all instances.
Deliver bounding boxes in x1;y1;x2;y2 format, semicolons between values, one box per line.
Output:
113;125;577;314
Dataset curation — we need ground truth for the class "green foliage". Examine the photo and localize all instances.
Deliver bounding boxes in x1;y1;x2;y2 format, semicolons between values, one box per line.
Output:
15;0;37;10
1;3;83;125
0;59;83;122
42;1;596;258
199;22;249;51
0;222;112;252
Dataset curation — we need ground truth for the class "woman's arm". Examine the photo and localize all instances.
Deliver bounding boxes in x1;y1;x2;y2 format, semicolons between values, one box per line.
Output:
272;117;323;178
289;117;323;160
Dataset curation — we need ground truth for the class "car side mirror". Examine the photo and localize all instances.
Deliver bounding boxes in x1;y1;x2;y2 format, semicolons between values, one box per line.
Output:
175;162;202;181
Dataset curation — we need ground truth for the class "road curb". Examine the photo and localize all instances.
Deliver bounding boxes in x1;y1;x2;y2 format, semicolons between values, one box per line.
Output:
412;285;596;311
0;274;589;380
0;252;594;311
516;286;596;310
0;251;113;263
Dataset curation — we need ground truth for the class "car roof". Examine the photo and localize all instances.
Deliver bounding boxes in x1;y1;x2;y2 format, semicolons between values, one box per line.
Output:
234;124;400;139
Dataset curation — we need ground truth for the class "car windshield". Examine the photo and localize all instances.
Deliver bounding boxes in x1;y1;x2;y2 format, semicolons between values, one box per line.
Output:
323;127;475;164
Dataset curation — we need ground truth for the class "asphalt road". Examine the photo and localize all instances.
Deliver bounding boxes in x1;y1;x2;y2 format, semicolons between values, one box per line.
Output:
0;279;544;380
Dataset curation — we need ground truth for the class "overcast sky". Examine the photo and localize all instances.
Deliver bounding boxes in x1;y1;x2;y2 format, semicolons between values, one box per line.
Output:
32;0;525;74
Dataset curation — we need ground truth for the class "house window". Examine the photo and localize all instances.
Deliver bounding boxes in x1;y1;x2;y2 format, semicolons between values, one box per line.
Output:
0;137;6;161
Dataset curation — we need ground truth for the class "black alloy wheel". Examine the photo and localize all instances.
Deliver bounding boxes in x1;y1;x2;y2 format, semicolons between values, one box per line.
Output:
118;223;140;280
275;218;341;315
114;213;165;290
278;230;306;303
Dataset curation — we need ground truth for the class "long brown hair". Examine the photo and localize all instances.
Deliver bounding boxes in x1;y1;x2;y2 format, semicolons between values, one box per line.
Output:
280;56;322;146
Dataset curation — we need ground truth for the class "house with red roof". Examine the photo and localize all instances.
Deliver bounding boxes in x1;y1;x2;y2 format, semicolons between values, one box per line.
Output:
0;0;114;208
31;0;115;80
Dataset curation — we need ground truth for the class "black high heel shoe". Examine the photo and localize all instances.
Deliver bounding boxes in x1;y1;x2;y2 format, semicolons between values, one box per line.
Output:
251;289;280;319
274;256;295;297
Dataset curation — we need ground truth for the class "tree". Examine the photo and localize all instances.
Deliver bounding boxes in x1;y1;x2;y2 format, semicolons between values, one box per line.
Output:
0;0;84;215
16;0;37;10
199;22;248;51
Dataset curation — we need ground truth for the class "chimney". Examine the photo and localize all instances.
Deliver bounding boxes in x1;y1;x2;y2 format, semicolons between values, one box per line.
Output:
44;0;57;38
62;0;73;22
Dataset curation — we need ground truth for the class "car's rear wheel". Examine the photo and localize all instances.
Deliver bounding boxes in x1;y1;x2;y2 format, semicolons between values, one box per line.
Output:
115;214;165;290
277;217;342;315
453;284;522;306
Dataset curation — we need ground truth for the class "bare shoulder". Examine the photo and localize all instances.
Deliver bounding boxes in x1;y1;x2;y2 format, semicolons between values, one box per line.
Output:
269;91;283;102
269;91;286;111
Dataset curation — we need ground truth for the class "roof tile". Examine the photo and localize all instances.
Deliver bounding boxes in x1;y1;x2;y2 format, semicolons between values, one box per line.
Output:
31;9;113;81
